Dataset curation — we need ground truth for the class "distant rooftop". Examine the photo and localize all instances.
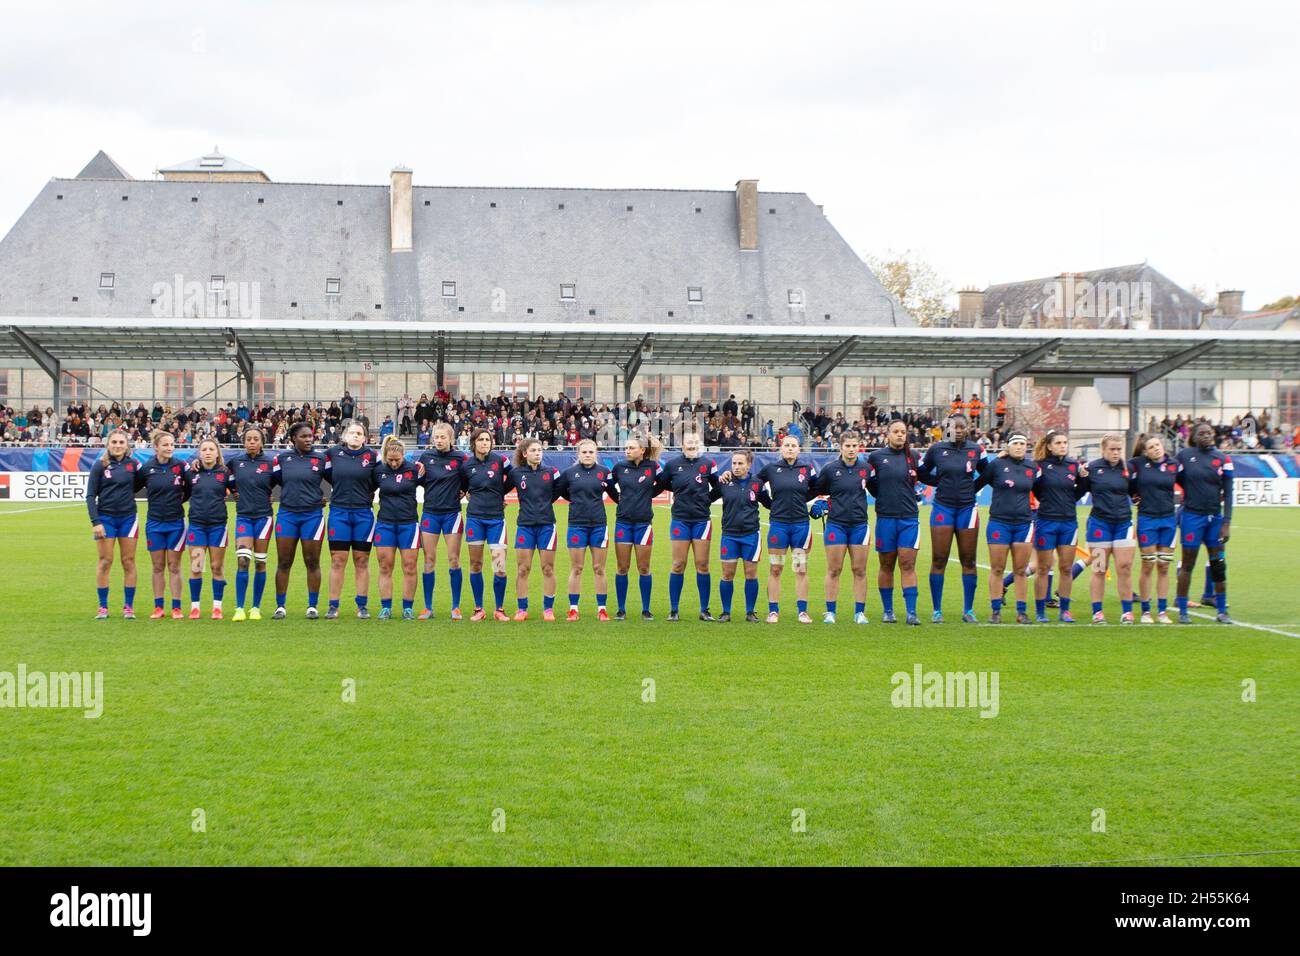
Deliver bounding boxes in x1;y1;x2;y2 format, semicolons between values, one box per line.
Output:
158;147;269;182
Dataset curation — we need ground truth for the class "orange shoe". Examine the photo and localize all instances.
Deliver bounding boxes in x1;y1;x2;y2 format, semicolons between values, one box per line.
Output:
493;609;510;622
597;608;610;621
150;607;166;620
450;608;463;621
512;609;529;622
470;608;487;622
566;608;580;622
417;608;433;620
188;606;202;620
171;607;184;620
542;608;556;621
210;607;223;620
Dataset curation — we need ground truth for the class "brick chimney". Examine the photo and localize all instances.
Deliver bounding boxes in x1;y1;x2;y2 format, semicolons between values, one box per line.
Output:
390;166;413;252
957;288;985;326
1217;289;1244;318
735;179;758;250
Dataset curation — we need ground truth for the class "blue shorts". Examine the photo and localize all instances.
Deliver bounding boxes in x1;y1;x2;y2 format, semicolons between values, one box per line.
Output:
767;520;812;551
235;514;274;541
720;532;762;563
145;519;186;552
1034;518;1078;550
824;521;869;547
875;516;921;553
566;524;608;549
420;510;464;536
670;518;712;542
515;524;558;551
186;523;229;549
276;509;325;542
97;513;139;539
1180;512;1226;550
1136;514;1177;549
613;521;654;546
931;502;979;530
375;521;421;550
986;519;1034;546
465;515;508;547
1086;516;1134;547
327;506;376;548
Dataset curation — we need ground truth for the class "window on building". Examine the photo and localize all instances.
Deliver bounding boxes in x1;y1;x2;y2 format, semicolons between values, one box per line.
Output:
500;372;530;397
61;370;91;403
687;286;703;303
0;370;9;403
641;374;672;405
442;281;456;297
814;381;833;409
325;278;342;295
698;375;729;404
564;374;594;401
439;374;461;399
98;273;115;289
858;377;889;406
210;275;225;292
559;283;576;301
253;374;277;405
164;370;195;404
788;288;804;306
1279;382;1300;427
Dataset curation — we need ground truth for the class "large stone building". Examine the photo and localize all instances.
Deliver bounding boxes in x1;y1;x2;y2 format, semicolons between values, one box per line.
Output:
0;149;919;423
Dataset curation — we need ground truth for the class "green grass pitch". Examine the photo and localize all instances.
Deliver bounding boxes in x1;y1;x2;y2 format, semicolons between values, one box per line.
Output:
1;500;1297;866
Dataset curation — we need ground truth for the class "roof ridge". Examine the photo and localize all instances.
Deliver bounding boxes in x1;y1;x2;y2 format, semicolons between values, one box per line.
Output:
47;177;807;196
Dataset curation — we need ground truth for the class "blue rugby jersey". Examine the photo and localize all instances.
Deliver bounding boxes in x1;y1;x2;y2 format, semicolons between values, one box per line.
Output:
812;455;871;526
86;453;139;524
553;461;610;527
187;462;234;526
608;458;665;525
712;476;770;537
975;455;1039;524
464;452;512;519
917;440;982;508
227;452;276;518
866;446;920;518
662;454;720;522
508;463;562;526
1176;446;1234;518
753;457;818;524
271;449;329;512
417;447;469;514
375;458;423;524
1086;458;1134;524
135;456;192;523
1033;454;1088;521
326;444;378;509
1128;455;1178;517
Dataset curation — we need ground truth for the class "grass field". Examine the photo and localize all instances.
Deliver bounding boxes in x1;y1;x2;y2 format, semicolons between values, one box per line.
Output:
1;499;1297;866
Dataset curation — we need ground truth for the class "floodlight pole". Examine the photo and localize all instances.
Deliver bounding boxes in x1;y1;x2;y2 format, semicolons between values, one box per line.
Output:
9;326;62;410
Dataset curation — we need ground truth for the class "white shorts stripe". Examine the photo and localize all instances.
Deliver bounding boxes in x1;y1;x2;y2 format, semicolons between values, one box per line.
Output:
967;508;980;530
452;512;464;534
219;526;229;549
314;518;326;541
911;524;923;550
365;520;376;544
546;527;558;552
127;516;139;539
1022;521;1035;545
408;525;421;550
496;522;508;548
638;525;653;546
172;523;187;552
748;537;763;563
700;520;712;541
801;526;813;550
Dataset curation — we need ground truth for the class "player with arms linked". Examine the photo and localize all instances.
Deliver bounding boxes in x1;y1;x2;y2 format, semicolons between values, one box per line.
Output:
1128;433;1178;624
184;438;233;619
916;414;982;623
710;449;769;622
810;430;872;625
136;430;191;619
416;422;468;620
607;433;664;620
269;421;329;619
227;425;275;621
507;438;561;621
974;433;1038;624
86;427;140;620
867;420;922;625
463;427;513;621
373;435;423;619
661;432;720;621
1175;421;1233;624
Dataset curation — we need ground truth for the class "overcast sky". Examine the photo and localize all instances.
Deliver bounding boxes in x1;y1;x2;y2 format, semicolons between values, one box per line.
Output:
2;0;1295;309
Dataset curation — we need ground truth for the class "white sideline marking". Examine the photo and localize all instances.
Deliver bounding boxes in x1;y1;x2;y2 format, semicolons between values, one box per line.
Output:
1225;525;1300;535
0;502;83;515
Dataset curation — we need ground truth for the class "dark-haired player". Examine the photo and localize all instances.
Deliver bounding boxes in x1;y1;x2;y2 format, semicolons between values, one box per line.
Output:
810;430;871;624
661;432;719;621
917;414;982;623
135;430;191;619
463;427;512;621
974;434;1037;624
270;421;329;619
868;420;922;625
184;437;232;619
227;425;275;621
416;421;468;620
324;420;378;619
1175;421;1233;624
711;449;769;622
373;435;423;620
608;433;664;620
554;438;612;621
506;437;561;621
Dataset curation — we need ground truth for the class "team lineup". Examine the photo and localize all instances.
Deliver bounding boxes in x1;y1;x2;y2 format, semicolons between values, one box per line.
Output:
84;414;1235;627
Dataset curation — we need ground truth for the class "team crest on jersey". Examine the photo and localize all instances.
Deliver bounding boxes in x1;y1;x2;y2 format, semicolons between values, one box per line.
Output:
362;454;371;466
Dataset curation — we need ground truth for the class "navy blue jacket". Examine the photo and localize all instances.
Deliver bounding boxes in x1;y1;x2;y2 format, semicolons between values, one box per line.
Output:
1128;455;1178;518
608;458;664;525
712;476;770;537
227;452;276;518
187;462;233;527
464;452;512;519
86;453;139;524
753;458;818;524
135;456;192;523
508;464;561;527
812;455;870;526
975;455;1039;524
1177;447;1234;518
866;447;921;519
326;445;378;509
417;447;468;515
375;458;422;524
554;461;610;528
918;440;982;508
1033;454;1088;521
271;449;329;513
1086;458;1133;524
662;454;719;522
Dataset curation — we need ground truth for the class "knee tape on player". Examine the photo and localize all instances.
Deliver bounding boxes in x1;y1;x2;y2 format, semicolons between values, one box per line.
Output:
1141;552;1159;562
791;549;808;573
490;546;508;575
769;554;786;566
1157;551;1174;563
1209;556;1227;583
254;552;268;564
236;547;254;562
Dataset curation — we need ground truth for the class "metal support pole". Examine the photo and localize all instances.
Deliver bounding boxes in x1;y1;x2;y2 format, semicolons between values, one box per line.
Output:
8;326;61;410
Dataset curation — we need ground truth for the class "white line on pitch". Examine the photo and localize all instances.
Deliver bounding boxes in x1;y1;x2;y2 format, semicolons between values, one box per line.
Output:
0;502;84;515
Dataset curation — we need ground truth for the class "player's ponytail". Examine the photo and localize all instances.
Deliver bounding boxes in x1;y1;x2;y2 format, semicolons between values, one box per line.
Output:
630;430;661;462
382;434;405;461
1131;432;1150;460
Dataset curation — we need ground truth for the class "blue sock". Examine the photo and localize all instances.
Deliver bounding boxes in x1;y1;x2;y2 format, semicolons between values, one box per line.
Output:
402;598;413;611
470;571;484;608
669;572;684;612
1177;595;1189;613
695;572;710;612
928;572;944;612
1158;598;1168;613
213;579;225;602
1141;600;1151;613
355;594;368;610
1215;591;1227;614
189;578;202;603
1072;561;1086;580
1203;565;1214;598
1092;601;1103;614
879;588;895;615
236;569;249;607
1121;600;1133;614
616;573;629;613
97;586;109;607
596;592;607;610
449;567;463;609
517;596;528;611
855;601;865;615
329;599;340;611
275;592;286;608
719;579;734;613
744;578;758;613
123;585;135;609
1035;598;1046;616
1060;597;1072;612
1016;600;1027;614
493;574;506;610
769;601;780;614
543;594;555;611
826;600;837;614
639;574;652;611
1047;572;1055;596
991;598;1003;613
568;592;580;609
307;590;319;608
903;586;918;616
797;599;808;614
172;599;181;610
422;570;436;609
381;598;393;610
253;570;267;607
962;574;976;614
1002;571;1014;589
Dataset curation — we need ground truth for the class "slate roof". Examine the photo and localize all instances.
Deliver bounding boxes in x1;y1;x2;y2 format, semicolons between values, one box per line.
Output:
75;150;132;180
